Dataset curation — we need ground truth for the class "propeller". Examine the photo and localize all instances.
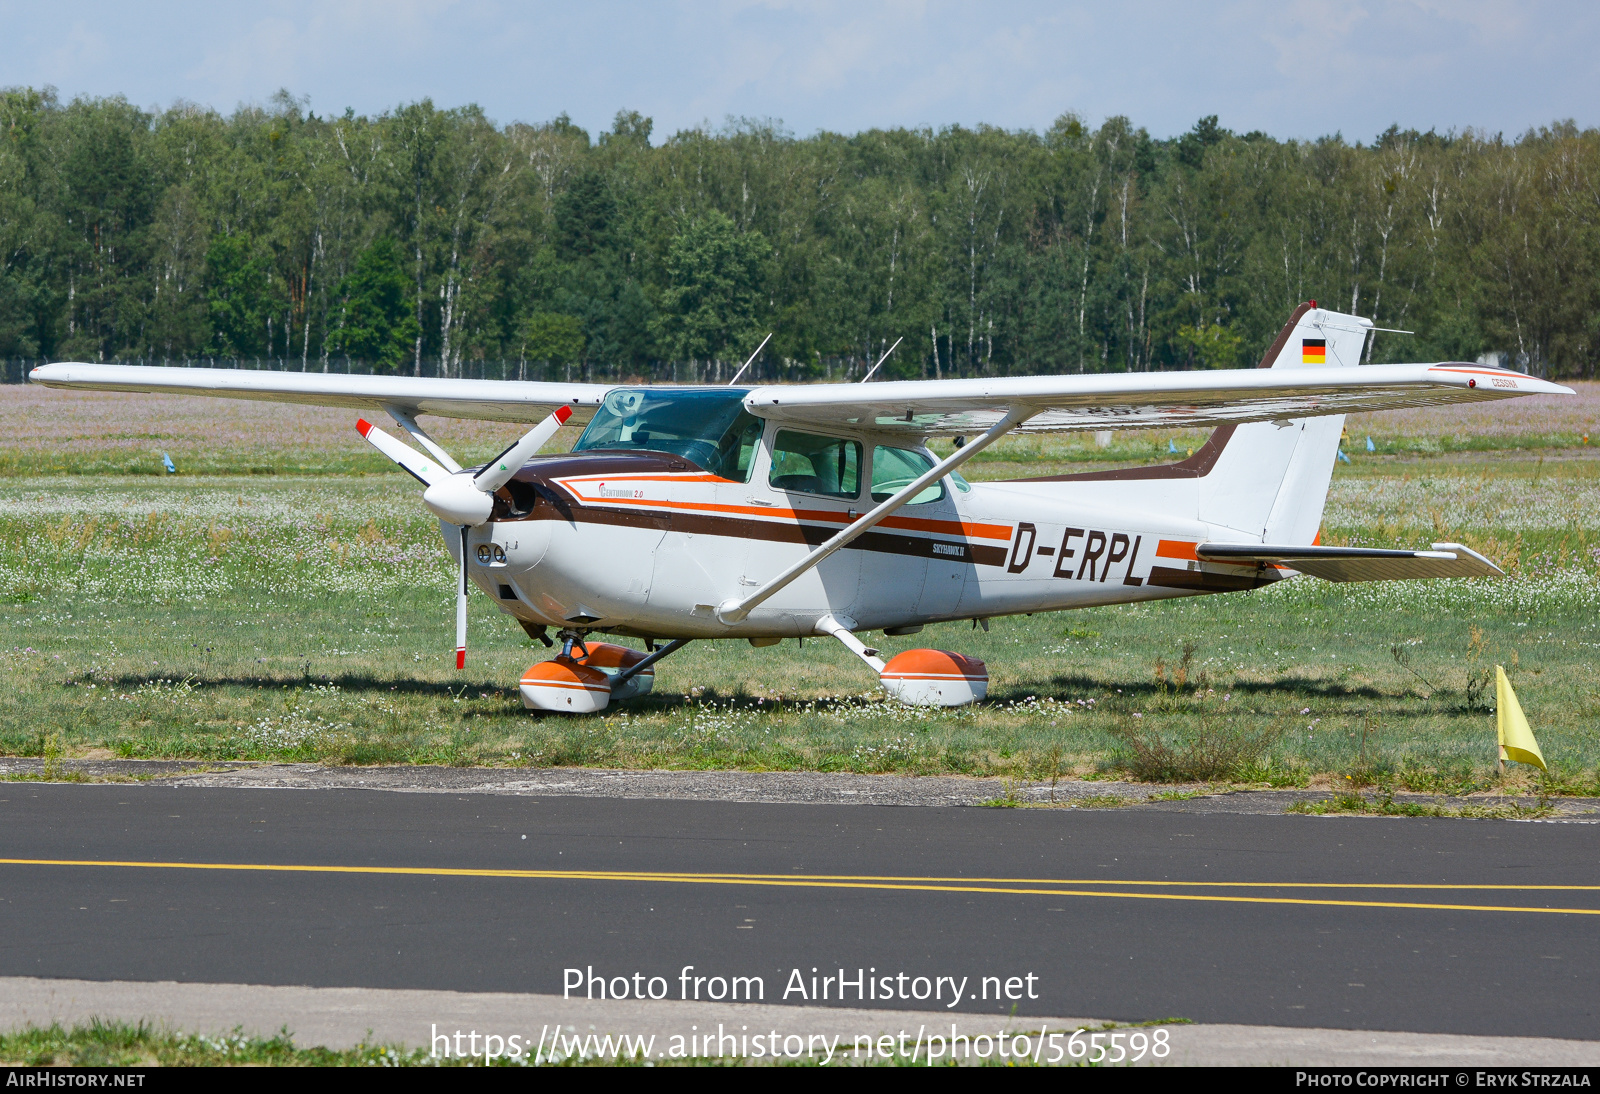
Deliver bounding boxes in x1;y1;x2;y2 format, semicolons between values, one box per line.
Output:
356;404;574;669
455;524;469;669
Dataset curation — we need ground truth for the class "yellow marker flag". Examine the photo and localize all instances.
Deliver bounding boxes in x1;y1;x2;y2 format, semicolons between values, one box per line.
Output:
1496;665;1547;771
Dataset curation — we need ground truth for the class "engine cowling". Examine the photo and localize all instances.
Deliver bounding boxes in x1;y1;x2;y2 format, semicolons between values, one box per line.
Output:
879;649;988;707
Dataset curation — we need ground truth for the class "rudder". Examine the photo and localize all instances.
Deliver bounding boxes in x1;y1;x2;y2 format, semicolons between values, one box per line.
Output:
1196;303;1369;542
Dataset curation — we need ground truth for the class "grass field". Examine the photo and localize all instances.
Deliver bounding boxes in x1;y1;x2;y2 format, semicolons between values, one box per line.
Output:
3;383;1598;793
0;1022;428;1068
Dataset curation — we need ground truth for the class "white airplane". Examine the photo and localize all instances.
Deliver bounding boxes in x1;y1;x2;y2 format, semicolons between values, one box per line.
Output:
31;302;1571;713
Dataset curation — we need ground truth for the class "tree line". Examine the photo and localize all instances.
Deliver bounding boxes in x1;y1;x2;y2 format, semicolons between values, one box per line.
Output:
1;86;1596;381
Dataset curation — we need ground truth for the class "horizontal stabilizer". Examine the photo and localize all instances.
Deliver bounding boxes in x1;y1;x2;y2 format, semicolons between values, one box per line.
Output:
1196;541;1503;582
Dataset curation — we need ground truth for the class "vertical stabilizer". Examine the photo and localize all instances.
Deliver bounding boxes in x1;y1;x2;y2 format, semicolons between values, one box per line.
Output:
1012;302;1372;546
1196;303;1370;541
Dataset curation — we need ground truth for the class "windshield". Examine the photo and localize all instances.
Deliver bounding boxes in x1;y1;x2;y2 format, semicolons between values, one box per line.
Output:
573;388;763;480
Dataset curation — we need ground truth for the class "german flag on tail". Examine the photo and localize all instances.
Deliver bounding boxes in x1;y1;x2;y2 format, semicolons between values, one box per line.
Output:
1302;338;1326;364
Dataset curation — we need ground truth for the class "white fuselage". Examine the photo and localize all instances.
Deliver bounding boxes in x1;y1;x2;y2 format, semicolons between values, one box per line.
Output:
456;426;1281;640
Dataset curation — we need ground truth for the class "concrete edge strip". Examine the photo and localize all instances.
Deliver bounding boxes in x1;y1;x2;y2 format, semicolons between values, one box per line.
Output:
1;978;1597;1066
3;760;1594;817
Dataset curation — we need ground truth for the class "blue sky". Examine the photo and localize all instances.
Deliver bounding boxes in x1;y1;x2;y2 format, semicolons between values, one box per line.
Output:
4;1;1596;142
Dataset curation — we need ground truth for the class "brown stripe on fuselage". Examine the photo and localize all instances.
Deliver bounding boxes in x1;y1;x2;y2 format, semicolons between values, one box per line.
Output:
496;453;1008;567
1008;300;1316;485
518;451;704;478
1145;565;1283;592
511;497;1007;567
488;450;1004;566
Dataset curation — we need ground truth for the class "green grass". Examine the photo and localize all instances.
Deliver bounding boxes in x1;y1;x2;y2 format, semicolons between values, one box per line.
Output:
1286;790;1554;819
0;1019;723;1067
3;384;1600;789
2;471;1597;791
0;1018;1081;1067
0;1021;435;1067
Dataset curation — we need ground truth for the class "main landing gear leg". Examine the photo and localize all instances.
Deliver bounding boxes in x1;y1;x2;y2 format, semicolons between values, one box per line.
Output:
816;614;884;671
817;612;990;708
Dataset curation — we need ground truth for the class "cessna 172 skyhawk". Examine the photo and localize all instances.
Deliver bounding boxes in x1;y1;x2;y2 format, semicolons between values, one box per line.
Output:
31;302;1572;712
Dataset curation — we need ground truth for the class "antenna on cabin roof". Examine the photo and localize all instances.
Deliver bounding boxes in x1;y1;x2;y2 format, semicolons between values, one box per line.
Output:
727;333;773;386
859;336;904;383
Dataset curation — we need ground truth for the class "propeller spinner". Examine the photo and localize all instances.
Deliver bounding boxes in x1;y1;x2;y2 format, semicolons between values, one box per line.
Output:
356;405;573;669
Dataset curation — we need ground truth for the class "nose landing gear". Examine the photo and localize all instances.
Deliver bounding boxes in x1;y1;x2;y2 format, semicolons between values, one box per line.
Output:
518;628;608;712
519;630;678;712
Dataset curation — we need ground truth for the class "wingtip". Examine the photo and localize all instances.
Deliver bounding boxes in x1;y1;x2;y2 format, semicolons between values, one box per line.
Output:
357;419;372;437
554;405;573;424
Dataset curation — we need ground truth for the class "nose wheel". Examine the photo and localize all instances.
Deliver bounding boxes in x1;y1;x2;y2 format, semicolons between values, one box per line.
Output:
519;633;692;712
519;627;609;713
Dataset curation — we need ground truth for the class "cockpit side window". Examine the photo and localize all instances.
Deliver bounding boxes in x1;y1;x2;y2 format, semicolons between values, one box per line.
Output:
768;431;861;499
871;445;944;504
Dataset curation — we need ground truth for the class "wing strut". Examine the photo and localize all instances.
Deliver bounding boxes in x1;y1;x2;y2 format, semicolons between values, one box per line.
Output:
716;406;1033;625
384;404;462;473
816;614;885;671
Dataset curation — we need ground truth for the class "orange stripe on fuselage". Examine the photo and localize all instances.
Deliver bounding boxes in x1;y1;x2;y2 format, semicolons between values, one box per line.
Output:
799;507;1014;540
1158;538;1289;571
554;479;1014;541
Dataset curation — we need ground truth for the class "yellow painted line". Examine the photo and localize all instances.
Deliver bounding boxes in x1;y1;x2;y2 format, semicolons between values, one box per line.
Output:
2;858;1599;916
622;874;1600;893
7;859;1598;892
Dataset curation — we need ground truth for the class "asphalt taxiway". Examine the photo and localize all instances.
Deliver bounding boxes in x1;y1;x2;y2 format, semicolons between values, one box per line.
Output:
1;780;1597;1044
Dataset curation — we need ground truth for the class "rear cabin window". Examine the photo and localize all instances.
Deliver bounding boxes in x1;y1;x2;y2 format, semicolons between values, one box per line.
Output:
871;445;944;504
768;432;861;499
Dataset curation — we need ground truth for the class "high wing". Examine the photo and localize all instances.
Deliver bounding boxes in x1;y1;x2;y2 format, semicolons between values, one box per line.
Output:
28;360;1571;437
741;364;1572;438
26;363;612;425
